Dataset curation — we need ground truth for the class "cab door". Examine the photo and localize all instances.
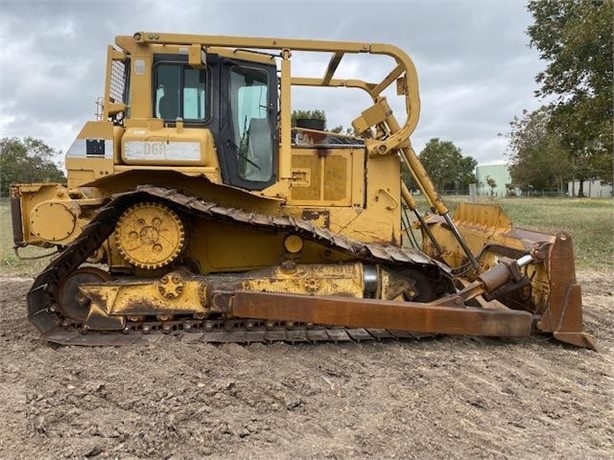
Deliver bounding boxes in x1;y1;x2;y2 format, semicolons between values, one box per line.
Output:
218;60;278;190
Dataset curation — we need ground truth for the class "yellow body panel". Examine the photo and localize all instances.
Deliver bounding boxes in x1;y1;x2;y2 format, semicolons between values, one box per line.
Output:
185;220;350;274
65;121;122;188
241;263;364;297
15;184;76;246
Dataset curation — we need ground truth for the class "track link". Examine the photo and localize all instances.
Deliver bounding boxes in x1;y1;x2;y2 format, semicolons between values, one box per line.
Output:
27;185;444;345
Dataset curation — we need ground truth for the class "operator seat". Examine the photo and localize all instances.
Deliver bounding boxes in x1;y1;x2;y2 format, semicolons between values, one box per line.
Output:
158;95;177;120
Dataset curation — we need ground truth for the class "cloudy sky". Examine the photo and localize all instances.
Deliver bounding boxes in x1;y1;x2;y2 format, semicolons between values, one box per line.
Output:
0;0;546;165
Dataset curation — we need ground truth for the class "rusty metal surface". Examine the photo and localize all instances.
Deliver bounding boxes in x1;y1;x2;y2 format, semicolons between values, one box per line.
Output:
536;232;598;350
232;291;533;338
42;322;437;347
425;202;596;350
10;195;25;246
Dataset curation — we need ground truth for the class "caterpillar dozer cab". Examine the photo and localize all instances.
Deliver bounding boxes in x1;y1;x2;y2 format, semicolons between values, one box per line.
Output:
10;32;596;349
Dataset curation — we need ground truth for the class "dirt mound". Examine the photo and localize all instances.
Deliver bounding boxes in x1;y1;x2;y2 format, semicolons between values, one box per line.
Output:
1;271;612;459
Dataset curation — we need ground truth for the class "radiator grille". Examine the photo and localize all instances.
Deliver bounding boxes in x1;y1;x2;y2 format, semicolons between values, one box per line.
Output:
109;59;128;104
324;156;347;201
291;155;321;201
290;154;348;202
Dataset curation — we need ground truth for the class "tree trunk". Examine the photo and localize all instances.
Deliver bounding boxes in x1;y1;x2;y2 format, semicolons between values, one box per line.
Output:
578;177;585;197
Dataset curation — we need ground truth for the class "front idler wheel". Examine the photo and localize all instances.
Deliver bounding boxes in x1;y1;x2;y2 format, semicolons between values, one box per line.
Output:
56;267;111;323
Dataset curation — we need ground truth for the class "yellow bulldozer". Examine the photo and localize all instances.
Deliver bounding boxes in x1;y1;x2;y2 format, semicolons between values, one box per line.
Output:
10;32;595;349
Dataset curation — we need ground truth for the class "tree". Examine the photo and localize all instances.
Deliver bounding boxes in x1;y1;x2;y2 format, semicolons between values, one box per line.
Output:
527;0;613;195
484;176;497;196
418;138;477;193
330;125;356;136
0;137;66;196
291;109;327;129
504;107;572;194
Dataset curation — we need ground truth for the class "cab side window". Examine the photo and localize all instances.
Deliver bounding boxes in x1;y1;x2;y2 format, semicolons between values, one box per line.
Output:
155;63;206;121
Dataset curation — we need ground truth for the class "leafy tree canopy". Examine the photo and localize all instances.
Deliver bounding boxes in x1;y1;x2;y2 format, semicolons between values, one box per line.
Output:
504;107;571;194
418;138;477;193
527;0;613;185
0;137;66;196
291;110;327;128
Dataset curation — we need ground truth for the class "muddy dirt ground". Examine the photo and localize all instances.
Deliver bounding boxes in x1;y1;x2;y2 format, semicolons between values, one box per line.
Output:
0;271;612;459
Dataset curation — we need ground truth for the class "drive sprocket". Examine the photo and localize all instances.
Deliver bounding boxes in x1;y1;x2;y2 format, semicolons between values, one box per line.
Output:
114;201;186;269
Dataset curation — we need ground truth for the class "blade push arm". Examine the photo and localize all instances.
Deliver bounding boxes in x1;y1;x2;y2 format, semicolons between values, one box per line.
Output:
230;256;536;340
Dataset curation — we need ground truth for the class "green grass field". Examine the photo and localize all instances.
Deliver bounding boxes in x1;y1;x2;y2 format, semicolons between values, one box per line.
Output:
1;196;612;275
495;198;613;270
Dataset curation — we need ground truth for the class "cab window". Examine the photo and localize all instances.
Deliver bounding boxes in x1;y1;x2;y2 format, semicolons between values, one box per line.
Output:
154;64;206;121
229;66;273;182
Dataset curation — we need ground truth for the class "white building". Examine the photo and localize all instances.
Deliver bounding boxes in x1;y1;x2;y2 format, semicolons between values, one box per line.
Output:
475;163;511;197
568;180;613;197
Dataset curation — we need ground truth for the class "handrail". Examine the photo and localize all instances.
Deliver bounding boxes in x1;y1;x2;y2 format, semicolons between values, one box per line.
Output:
127;31;420;142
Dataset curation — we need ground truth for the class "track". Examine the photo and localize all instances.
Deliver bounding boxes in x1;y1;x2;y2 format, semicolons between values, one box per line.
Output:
27;185;446;345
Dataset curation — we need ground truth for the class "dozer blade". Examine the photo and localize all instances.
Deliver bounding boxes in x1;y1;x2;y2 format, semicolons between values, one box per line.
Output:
423;202;597;351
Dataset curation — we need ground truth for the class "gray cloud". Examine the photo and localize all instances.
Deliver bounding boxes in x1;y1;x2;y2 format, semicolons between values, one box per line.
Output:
0;0;543;164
